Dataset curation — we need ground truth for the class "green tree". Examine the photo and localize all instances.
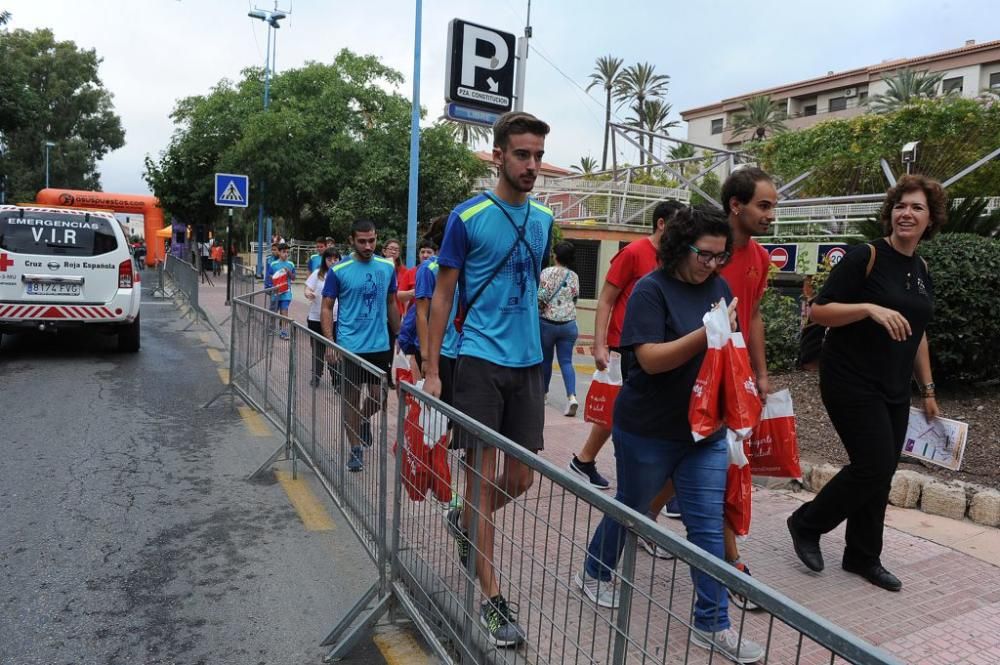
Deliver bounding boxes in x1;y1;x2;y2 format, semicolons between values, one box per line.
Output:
731;94;787;142
437;116;492;148
867;69;945;114
571;156;598;174
615;62;670;166
145;49;486;242
585;55;625;171
0;10;11;26
0;28;124;202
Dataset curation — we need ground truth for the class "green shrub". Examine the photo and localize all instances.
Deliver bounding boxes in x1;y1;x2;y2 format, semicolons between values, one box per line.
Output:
920;234;1000;384
760;285;801;373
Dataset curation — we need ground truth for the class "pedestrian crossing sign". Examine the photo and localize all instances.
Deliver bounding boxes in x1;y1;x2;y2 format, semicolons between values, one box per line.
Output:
214;173;250;208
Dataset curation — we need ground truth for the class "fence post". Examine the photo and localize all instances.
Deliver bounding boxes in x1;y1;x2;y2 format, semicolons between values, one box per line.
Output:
461;441;484;663
286;320;297;479
377;375;389;594
390;392;406;622
611;531;638;664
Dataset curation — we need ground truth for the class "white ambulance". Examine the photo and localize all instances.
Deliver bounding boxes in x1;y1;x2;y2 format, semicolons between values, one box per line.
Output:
0;204;142;351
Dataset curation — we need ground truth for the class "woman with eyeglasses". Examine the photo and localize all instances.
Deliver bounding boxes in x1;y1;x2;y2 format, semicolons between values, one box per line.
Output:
787;175;942;593
576;205;765;664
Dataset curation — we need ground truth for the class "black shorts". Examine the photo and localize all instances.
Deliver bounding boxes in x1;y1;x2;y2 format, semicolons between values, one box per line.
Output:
451;355;544;452
356;349;393;381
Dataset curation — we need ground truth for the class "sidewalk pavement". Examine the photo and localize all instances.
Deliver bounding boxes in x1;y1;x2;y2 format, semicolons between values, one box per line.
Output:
194;274;1000;665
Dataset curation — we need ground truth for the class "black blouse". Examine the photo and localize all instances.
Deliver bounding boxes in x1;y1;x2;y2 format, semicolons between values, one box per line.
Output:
816;238;934;402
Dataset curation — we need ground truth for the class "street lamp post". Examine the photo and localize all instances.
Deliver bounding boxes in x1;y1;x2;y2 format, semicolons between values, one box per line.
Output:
248;4;287;277
44;140;56;189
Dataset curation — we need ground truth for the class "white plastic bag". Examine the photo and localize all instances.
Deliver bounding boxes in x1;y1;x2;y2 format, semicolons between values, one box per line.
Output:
415;380;449;447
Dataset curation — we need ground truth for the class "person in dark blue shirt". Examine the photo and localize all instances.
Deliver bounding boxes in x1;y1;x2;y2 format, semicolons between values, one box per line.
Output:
320;219;400;472
424;111;553;649
575;205;766;664
307;236;328;274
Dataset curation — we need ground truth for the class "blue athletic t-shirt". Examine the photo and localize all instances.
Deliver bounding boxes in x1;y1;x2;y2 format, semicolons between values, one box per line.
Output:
438;192;553;367
268;259;296;303
613;270;732;442
307;253;322;274
397;300;419;353
415;256;460;359
322;254;397;354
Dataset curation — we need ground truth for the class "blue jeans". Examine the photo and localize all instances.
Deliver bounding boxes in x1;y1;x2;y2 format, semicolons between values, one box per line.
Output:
583;427;730;632
540;318;578;396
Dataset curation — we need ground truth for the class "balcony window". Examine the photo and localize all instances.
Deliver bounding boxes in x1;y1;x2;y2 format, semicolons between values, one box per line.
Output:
711;118;724;135
989;72;1000;89
803;104;817;116
943;76;963;94
828;97;847;112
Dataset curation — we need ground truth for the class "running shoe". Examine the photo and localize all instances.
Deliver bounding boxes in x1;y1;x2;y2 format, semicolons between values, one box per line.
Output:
663;497;682;519
639;536;675;560
346;446;363;472
727;561;760;611
564;395;579;417
480;595;524;648
574;569;620;609
568;455;610;489
689;626;764;663
446;507;471;568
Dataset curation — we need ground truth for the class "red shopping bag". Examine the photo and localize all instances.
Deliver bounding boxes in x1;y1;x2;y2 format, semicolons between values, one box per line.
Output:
584;370;620;429
690;302;729;441
271;268;290;295
393;348;413;386
722;332;762;438
724;431;752;536
746;389;802;479
419;393;452;502
395;394;431;501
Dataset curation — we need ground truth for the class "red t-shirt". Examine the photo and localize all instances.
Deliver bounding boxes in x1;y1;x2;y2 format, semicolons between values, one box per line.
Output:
719;238;769;346
605;236;659;348
394;265;410;316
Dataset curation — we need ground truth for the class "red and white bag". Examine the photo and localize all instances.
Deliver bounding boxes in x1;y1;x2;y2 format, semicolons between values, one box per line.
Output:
584;353;622;430
392;347;413;386
722;332;762;438
746;389;802;479
271;268;290;295
395;380;452;502
724;430;753;536
690;302;729;441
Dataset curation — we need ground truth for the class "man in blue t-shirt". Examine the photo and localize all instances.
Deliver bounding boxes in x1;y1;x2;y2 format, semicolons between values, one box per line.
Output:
321;219;400;472
307;236;328;274
268;243;296;339
424;111;553;649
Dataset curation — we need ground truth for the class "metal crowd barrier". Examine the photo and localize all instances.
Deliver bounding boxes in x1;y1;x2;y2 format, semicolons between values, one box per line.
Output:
165;254;200;311
223;290;900;665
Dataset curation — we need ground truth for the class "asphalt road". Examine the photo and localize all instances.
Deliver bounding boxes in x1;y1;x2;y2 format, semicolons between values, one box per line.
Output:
0;289;389;664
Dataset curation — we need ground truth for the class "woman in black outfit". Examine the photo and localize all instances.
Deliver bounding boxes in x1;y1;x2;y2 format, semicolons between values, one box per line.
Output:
787;174;944;592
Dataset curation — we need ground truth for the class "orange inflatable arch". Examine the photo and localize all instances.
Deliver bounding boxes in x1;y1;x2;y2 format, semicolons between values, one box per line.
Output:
35;188;165;267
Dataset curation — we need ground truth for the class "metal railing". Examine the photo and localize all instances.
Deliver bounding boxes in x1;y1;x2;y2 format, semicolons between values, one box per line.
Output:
222;293;901;665
165;254;200;311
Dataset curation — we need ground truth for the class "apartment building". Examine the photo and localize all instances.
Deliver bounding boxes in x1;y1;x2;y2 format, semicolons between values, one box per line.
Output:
681;38;1000;152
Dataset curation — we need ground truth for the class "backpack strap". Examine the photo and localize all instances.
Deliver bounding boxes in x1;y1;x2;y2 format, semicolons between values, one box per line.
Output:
864;242;877;278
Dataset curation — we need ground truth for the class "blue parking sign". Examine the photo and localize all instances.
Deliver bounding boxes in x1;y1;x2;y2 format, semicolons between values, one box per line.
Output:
214;173;249;208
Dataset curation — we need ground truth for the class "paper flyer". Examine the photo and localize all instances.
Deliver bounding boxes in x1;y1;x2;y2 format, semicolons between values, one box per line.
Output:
902;408;969;471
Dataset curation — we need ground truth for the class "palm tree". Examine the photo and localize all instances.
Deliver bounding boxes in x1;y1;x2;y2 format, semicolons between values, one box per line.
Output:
615;62;670;165
731;94;788;141
586;55;625;171
571;156;599;174
437;116;492;147
667;142;698;179
867;69;945;114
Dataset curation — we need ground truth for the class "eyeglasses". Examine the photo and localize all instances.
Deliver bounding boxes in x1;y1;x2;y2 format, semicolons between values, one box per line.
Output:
688;245;731;266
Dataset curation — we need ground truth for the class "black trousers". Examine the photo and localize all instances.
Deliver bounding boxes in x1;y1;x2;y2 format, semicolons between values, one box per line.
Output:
792;382;909;567
307;319;336;379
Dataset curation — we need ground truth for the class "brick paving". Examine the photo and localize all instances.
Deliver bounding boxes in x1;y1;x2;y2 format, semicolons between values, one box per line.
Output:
187;273;1000;664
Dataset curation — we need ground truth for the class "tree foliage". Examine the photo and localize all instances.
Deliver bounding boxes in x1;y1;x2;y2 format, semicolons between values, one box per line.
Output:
731;94;787;141
757;97;1000;199
867;69;945;114
144;49;487;242
0;28;125;201
586;55;625;171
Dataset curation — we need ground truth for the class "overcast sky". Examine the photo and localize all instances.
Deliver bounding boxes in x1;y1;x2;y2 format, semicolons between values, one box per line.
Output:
5;0;998;196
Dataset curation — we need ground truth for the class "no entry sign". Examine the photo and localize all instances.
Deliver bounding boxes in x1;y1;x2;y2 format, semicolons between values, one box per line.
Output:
761;243;799;273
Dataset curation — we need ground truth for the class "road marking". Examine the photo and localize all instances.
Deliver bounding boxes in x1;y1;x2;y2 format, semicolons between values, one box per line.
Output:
553;362;597;375
372;625;435;665
206;348;224;363
237;406;270;437
217;367;230;384
274;469;335;531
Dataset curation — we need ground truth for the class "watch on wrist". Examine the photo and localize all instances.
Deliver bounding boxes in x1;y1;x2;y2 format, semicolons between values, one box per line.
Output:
921;381;936;397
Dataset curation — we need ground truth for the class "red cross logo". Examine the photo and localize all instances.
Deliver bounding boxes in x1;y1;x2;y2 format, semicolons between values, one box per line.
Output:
0;253;13;272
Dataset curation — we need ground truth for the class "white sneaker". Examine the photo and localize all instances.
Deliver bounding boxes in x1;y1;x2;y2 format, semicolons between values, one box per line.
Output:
574;570;620;609
690;626;764;663
564;394;579;417
639;536;675;560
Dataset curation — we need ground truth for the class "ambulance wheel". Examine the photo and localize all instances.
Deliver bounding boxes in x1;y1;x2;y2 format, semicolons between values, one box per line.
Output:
118;314;140;353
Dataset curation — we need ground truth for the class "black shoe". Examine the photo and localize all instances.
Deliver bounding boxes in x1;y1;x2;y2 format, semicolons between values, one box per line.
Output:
842;561;902;592
787;515;824;572
568;455;611;489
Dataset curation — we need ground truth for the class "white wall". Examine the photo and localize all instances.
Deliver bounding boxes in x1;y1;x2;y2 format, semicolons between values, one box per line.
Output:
686;116;725;150
937;64;981;97
979;62;1000;92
